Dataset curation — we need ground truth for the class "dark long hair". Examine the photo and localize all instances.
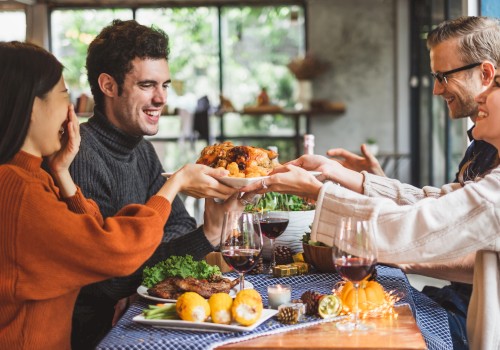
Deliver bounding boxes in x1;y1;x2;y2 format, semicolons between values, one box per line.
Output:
0;41;63;164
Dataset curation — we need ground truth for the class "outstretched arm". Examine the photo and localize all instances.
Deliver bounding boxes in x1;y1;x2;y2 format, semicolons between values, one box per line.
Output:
327;144;385;176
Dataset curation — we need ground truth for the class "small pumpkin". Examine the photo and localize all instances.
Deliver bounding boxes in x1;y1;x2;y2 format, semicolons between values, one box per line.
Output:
176;292;210;322
208;293;233;324
231;289;263;326
340;280;386;312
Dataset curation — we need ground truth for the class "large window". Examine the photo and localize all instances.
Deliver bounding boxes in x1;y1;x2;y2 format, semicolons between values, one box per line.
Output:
51;8;133;99
50;4;305;167
0;10;26;41
136;7;220;112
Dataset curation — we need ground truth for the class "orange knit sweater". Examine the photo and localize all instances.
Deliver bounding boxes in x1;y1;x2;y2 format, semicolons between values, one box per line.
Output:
0;151;171;349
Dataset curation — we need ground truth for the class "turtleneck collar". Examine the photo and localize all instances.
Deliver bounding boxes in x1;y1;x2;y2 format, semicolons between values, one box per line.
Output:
9;150;43;173
86;108;144;155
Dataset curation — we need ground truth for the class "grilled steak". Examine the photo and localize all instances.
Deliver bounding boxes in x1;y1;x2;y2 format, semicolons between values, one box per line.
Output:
147;277;184;299
174;276;239;298
147;275;239;299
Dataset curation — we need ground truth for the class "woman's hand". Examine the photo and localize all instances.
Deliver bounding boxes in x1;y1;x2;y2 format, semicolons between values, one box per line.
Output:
239;164;323;199
287;154;364;193
47;104;81;174
46;105;80;198
157;164;237;203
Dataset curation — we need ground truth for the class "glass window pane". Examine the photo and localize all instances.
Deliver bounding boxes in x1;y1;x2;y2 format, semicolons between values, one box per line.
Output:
0;10;26;41
136;7;220;111
50;9;133;100
221;6;305;110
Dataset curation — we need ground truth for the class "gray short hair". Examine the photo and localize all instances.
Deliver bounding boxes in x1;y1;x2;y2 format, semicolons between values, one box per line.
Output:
427;16;500;66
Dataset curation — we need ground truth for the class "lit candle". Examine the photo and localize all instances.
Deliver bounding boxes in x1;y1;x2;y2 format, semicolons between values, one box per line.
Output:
267;284;292;309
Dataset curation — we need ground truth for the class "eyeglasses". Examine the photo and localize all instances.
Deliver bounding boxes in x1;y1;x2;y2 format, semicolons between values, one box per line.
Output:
430;62;482;84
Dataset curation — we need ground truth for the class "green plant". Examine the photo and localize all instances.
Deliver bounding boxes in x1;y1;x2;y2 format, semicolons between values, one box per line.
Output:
245;192;315;212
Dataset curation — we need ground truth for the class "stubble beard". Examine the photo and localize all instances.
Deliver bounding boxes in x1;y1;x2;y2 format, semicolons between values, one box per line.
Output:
449;94;478;120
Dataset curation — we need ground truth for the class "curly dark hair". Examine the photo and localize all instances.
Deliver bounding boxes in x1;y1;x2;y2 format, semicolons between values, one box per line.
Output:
86;19;170;110
0;41;63;164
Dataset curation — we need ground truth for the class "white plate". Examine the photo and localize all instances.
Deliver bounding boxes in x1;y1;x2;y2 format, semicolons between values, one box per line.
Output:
162;173;267;189
218;176;269;189
137;280;254;303
162;171;320;188
133;308;277;333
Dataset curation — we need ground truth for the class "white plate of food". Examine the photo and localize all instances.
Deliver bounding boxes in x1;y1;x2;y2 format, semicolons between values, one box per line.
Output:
163;172;269;189
218;175;269;189
133;308;277;333
216;171;321;189
162;171;320;188
137;279;254;303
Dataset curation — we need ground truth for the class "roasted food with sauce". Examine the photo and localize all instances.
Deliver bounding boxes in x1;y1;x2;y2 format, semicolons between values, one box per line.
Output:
196;141;279;178
148;275;239;299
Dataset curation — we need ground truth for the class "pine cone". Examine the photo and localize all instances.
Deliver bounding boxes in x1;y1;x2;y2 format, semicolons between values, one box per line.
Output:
277;306;300;324
248;256;264;275
275;246;294;265
300;290;323;316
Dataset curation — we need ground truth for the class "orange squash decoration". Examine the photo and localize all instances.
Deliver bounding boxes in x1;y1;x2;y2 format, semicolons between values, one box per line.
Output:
340;280;386;312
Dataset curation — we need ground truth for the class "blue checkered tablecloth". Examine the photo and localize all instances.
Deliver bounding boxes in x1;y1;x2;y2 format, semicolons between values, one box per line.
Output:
97;266;452;350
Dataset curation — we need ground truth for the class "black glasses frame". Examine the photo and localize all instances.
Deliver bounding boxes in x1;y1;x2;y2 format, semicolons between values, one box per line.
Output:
430;62;482;84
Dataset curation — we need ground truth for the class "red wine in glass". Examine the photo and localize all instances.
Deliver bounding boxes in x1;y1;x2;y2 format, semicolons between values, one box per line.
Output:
259;217;289;239
332;218;377;331
222;248;262;273
258;211;289;273
220;212;263;291
334;257;375;282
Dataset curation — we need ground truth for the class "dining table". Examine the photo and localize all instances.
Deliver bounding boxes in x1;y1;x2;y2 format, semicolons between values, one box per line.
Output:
96;265;453;350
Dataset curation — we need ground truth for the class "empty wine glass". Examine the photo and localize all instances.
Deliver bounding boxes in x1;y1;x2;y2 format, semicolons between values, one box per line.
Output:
220;211;263;291
333;217;377;331
258;210;289;274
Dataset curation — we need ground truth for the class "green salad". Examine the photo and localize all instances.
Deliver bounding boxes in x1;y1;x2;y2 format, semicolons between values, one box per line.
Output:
245;192;315;212
142;255;221;288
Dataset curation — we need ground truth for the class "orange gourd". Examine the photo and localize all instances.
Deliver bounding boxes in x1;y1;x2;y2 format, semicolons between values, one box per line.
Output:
340;280;386;312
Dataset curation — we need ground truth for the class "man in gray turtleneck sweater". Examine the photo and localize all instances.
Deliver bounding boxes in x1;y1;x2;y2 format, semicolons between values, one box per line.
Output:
69;20;237;350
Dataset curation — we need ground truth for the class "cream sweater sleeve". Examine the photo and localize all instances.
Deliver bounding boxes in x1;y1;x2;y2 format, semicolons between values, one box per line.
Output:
361;171;462;205
312;170;500;264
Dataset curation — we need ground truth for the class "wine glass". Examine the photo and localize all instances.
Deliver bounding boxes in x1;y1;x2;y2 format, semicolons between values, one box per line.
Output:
258;210;289;274
220;211;263;292
333;217;377;331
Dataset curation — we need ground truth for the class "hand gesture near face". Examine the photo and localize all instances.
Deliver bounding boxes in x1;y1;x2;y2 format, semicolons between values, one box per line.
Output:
47;104;81;174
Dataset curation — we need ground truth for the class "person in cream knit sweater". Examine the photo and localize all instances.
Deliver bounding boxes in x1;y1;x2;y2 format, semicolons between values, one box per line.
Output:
0;42;236;349
241;74;500;349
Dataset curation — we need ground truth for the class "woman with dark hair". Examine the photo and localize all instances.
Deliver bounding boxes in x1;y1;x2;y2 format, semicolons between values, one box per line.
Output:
0;41;236;349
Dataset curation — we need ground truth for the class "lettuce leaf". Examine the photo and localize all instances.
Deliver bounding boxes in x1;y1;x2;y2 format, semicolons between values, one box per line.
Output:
142;255;221;288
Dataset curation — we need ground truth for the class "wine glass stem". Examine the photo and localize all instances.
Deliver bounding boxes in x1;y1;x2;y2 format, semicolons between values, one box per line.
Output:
239;272;245;292
353;282;360;326
269;238;276;273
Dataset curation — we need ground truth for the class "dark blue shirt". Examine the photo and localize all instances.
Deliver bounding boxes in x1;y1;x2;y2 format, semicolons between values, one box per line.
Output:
454;128;498;182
